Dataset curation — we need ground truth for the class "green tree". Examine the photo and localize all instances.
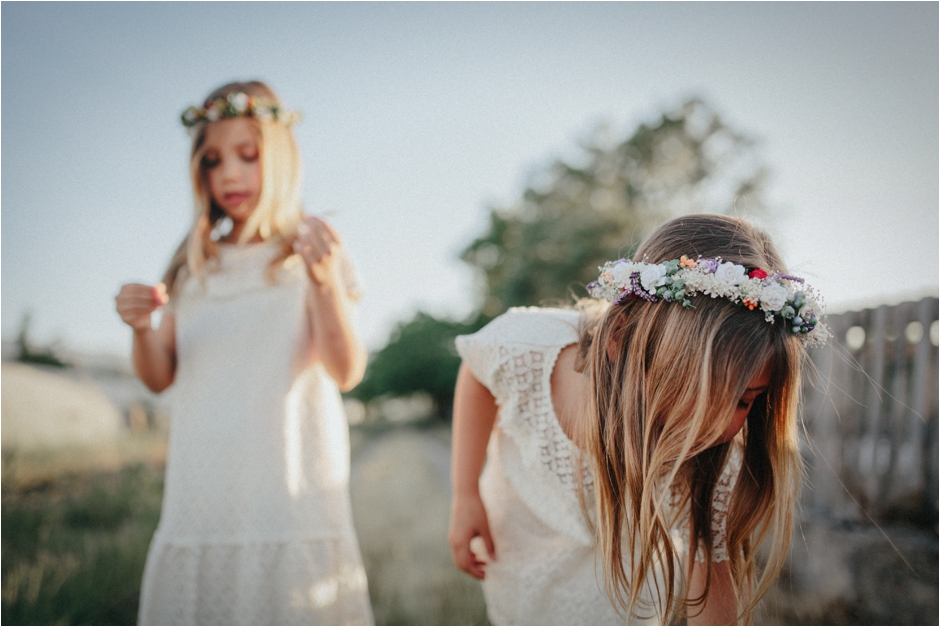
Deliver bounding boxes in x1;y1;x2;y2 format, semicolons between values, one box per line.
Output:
349;311;488;420
354;98;768;420
462;98;767;317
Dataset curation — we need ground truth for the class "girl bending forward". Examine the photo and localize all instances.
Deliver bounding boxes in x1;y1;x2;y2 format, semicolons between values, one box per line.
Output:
449;214;827;625
116;81;373;625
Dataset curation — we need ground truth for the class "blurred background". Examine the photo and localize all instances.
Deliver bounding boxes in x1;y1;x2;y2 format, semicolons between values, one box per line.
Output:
2;3;937;625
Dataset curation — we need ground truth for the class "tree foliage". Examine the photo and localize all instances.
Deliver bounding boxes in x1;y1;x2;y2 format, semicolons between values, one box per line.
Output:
348;311;488;419
462;98;767;316
353;98;769;420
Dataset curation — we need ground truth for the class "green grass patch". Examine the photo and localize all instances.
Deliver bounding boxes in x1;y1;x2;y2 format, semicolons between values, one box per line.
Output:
2;463;164;625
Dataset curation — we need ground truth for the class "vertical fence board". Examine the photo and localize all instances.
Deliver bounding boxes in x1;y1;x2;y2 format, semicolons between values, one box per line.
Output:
802;297;939;524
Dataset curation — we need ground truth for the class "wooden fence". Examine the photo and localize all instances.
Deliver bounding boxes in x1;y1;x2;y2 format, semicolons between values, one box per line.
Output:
800;296;938;524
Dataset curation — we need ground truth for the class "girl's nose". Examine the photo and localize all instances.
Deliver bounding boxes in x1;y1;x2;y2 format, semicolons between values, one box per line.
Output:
220;160;241;182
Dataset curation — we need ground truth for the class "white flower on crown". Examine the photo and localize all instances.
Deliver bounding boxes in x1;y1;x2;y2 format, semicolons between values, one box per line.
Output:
760;284;789;311
229;92;250;114
588;255;830;347
640;264;668;292
609;260;635;286
206;108;220;122
715;261;746;287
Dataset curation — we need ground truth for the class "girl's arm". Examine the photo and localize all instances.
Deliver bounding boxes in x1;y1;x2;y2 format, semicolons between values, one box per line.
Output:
447;363;498;579
688;558;739;626
115;283;177;393
294;217;367;392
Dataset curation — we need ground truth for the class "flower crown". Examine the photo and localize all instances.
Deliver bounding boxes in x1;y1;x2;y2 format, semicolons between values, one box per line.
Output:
587;256;830;346
180;92;301;128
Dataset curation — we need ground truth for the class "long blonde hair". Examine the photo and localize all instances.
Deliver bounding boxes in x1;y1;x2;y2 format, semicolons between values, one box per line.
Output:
580;214;803;623
163;80;303;292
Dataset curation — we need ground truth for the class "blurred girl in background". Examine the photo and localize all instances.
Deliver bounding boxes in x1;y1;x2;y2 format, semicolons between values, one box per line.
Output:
115;81;373;625
449;214;827;625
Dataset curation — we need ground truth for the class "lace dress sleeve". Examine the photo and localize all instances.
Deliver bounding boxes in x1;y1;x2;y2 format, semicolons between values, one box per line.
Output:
454;314;515;404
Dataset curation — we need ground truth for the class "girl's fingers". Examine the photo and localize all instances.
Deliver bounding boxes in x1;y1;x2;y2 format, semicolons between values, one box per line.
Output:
294;230;338;266
152;282;169;306
292;238;328;263
299;222;338;250
115;283;166;326
301;216;341;246
453;542;485;579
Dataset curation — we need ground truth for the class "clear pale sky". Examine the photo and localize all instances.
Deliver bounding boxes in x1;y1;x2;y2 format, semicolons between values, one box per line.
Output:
2;3;937;356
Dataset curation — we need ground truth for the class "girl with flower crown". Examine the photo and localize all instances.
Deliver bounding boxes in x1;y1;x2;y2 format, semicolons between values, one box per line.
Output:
448;214;827;625
115;81;373;625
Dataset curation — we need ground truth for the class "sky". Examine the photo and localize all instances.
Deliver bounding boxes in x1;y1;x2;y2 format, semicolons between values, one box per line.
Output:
2;2;937;357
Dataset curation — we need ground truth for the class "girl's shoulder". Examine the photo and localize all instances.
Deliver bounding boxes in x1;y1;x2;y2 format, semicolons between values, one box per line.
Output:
454;307;581;398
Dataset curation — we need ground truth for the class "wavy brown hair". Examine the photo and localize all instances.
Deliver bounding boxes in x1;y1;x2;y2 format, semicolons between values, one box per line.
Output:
163;81;303;293
578;214;803;623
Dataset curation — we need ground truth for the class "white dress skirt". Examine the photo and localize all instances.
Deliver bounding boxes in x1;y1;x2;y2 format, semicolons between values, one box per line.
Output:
138;242;373;625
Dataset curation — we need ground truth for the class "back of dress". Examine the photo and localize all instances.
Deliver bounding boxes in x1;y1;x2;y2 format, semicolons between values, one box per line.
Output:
456;308;629;625
456;307;743;626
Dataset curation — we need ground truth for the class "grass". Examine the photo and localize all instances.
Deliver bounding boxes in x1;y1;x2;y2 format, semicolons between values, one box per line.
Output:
1;461;163;625
350;426;488;625
3;425;935;626
2;426;487;626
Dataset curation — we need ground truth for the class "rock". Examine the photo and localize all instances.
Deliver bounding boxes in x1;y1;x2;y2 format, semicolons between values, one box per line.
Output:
1;363;124;452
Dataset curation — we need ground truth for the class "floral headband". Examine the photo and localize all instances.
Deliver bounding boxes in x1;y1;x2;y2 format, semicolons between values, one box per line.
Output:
587;256;830;346
180;92;301;129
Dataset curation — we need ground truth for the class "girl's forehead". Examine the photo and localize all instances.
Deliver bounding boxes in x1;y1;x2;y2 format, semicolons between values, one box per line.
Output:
203;117;259;147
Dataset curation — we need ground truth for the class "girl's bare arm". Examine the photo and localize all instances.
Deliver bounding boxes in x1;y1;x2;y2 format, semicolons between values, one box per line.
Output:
115;283;177;392
294;217;367;392
448;363;498;579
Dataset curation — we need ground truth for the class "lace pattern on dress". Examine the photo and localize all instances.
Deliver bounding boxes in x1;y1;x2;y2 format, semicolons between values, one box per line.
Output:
706;445;741;563
492;344;590;492
456;308;594;545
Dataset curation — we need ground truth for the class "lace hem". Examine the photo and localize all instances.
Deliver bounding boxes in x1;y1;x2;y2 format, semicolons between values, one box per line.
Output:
139;535;373;625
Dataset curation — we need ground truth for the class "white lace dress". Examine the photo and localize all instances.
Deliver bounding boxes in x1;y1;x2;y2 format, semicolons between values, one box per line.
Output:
455;307;740;626
138;242;373;626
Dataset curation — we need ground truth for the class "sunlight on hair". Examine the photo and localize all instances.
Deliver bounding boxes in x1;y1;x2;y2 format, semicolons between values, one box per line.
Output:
845;326;866;351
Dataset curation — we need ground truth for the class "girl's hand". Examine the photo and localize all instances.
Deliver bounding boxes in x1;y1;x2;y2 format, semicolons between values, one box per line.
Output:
293;216;341;286
448;492;496;579
115;283;168;332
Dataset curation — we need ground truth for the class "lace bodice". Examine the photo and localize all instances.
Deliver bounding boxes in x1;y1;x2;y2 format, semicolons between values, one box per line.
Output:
455;307;740;625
